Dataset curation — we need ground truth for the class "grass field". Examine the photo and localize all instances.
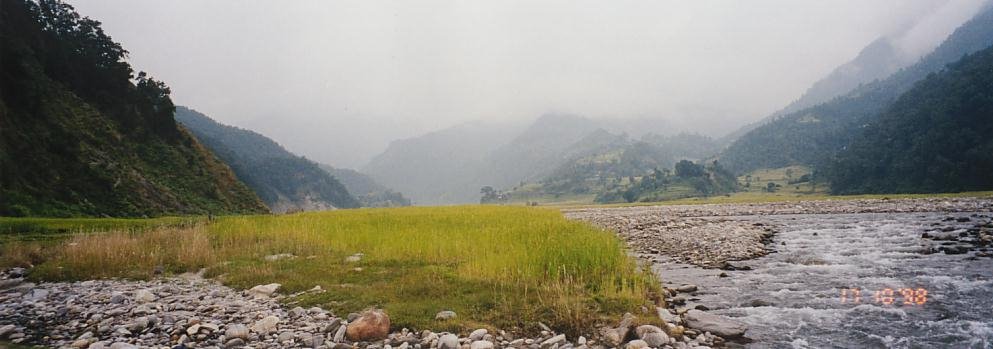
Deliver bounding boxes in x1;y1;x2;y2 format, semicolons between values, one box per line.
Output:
0;206;659;336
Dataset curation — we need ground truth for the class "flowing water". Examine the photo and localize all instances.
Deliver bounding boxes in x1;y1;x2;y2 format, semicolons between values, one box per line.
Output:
654;212;993;349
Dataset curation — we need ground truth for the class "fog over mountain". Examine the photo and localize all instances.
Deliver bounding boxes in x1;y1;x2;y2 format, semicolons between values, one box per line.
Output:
69;0;985;168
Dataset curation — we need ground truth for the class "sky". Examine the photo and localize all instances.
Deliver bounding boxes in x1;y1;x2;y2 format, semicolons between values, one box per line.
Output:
70;0;985;168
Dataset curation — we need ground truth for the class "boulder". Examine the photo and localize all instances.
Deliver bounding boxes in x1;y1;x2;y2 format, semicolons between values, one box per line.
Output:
635;325;670;347
625;339;649;349
247;283;281;297
251;316;280;334
468;329;488;341
133;289;156;303
600;312;635;347
684;310;747;338
435;310;457;320
225;324;250;340
470;340;495;349
345;309;390;341
438;333;460;349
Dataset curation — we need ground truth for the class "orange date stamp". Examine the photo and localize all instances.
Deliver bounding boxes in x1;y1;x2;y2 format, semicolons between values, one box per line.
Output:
839;288;928;305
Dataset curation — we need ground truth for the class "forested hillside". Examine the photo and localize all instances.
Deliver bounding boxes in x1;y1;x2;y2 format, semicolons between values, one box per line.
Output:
175;107;360;212
320;165;410;207
0;0;266;217
719;4;993;174
828;45;993;194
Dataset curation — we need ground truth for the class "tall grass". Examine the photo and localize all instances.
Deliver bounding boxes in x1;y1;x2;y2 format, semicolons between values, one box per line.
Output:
0;206;659;336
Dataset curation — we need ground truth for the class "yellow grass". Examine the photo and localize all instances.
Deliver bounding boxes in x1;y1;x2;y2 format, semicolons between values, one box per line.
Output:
2;206;660;336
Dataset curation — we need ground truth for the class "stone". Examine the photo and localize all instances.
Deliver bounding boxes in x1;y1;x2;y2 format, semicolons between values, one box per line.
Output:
275;331;294;342
225;324;250;340
109;293;126;304
470;340;495;349
600;312;635;347
625;340;649;349
438;334;460;349
126;317;149;332
469;329;488;341
0;324;16;338
71;339;91;348
683;310;747;338
541;334;566;347
657;307;681;324
133;289;156;303
186;324;201;336
332;322;347;342
346;308;390;341
25;288;50;301
247;283;281;297
345;254;362;263
435;310;457;320
264;253;295;261
635;325;670;347
108;343;138;349
676;284;698;293
252;315;280;334
301;333;325;347
225;338;246;348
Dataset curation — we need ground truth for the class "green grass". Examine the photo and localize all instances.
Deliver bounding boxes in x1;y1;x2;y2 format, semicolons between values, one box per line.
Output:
0;216;202;242
0;206;660;336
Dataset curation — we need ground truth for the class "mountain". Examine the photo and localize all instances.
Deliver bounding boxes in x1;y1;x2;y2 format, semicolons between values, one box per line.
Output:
0;0;266;217
362;121;523;205
481;114;602;188
320;165;410;208
778;38;910;120
174;107;360;212
828;45;993;194
719;4;993;174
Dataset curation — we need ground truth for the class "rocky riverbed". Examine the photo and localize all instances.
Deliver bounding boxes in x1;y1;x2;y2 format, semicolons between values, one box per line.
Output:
564;197;993;268
0;269;724;349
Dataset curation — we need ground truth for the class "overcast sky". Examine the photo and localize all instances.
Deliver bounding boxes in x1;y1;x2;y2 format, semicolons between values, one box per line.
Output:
70;0;984;168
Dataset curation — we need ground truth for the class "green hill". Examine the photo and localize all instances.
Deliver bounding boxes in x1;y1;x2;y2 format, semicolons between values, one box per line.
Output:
319;165;410;208
174;107;360;212
0;0;266;217
828;45;993;194
719;4;993;174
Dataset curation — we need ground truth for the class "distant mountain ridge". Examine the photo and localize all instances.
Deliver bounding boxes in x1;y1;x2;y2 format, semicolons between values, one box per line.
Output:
719;3;993;174
320;165;411;207
0;0;266;217
175;107;360;212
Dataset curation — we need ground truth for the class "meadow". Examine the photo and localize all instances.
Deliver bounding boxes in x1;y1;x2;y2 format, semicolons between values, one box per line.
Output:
0;206;659;336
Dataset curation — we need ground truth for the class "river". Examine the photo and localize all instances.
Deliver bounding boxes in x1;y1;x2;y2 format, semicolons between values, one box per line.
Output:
655;212;993;349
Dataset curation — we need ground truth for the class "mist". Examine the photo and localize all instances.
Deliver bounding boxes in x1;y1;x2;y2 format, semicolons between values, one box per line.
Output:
70;0;984;168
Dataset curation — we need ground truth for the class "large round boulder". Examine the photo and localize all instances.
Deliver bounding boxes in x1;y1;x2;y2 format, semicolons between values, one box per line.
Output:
345;309;391;341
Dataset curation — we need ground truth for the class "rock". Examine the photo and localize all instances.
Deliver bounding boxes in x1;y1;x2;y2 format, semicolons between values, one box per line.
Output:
186;324;201;336
332;322;348;342
225;338;246;348
252;315;280;334
247;283;281;297
346;308;390;341
541;334;566;347
108;343;137;349
676;284;698;293
225;324;250;340
469;329;488;341
635;325;670;347
8;267;27;278
625;339;649;349
264;253;295;261
684;310;747;338
345;254;362;263
25;288;50;301
600;312;635;347
290;306;308;318
0;324;16;338
0;278;24;290
470;340;495;349
301;333;325;347
133;289;156;303
277;331;295;342
109;293;126;304
657;307;682;324
126;317;149;332
577;336;587;345
435;310;457;320
438;334;460;349
71;339;91;348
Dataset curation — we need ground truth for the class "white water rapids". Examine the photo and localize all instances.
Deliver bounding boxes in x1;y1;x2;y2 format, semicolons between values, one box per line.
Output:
654;212;993;349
